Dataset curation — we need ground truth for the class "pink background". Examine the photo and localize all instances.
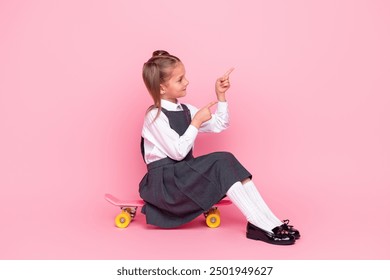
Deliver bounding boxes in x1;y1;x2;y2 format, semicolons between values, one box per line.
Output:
1;0;389;259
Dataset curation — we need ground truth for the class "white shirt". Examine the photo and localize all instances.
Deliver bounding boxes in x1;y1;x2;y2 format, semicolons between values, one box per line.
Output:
141;99;229;164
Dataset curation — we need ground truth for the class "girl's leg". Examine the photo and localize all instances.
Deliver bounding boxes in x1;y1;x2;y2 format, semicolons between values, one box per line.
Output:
226;182;280;233
242;179;282;226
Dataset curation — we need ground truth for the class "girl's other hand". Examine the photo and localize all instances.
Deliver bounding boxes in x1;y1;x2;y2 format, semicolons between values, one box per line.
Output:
215;67;234;100
191;101;218;129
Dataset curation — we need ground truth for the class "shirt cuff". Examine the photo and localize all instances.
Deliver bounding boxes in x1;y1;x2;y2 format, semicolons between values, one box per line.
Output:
217;101;228;111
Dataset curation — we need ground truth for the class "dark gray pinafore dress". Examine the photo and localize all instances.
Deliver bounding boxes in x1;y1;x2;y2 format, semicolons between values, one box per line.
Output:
139;104;252;228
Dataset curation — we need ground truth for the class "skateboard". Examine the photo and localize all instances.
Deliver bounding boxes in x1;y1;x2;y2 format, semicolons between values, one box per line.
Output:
105;193;232;229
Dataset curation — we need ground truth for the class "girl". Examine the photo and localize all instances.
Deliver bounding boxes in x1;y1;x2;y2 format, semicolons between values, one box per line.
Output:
139;50;300;245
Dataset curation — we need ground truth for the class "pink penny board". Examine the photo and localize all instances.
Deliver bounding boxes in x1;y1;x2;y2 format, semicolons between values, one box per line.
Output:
105;193;232;228
105;193;145;208
105;193;232;208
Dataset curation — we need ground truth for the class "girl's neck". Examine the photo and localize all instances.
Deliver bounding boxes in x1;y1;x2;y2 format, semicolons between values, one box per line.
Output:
162;97;178;104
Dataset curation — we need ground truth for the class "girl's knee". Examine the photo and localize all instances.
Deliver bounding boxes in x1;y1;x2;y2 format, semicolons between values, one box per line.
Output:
241;177;251;184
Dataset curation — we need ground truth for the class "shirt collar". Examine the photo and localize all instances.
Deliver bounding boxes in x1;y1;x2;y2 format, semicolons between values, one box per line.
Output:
161;99;183;111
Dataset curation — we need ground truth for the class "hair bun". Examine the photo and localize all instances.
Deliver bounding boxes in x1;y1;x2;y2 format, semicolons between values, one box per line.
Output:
152;50;170;57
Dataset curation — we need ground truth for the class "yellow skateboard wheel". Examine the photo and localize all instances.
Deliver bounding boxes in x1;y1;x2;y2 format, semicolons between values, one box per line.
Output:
206;210;221;228
115;211;132;228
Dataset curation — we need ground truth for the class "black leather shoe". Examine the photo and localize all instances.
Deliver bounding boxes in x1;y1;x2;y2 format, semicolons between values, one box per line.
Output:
246;223;295;245
281;219;301;239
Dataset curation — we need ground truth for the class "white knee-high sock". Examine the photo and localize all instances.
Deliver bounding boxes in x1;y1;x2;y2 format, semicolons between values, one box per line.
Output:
243;180;282;226
226;182;276;233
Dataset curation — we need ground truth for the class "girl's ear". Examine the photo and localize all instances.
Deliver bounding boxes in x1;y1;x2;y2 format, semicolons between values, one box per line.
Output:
160;85;166;95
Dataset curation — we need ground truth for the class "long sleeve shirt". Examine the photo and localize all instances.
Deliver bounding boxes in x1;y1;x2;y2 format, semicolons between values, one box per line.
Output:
141;99;229;164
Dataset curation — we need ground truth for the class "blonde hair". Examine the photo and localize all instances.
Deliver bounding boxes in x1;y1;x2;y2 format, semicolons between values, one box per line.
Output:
142;50;181;119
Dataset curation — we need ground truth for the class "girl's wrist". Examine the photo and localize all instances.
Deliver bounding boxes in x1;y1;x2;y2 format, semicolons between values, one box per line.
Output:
216;93;226;102
191;119;202;129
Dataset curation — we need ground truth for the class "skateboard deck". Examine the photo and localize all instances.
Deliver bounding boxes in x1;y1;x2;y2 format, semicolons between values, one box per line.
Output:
105;193;232;228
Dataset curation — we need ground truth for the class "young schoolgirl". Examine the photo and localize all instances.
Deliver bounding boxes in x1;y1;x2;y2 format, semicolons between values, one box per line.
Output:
139;50;300;245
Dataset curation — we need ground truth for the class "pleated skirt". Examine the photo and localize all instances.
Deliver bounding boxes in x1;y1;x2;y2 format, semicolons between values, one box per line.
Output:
139;151;252;228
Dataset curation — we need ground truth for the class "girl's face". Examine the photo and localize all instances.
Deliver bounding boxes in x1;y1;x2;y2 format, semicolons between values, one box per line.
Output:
160;62;189;103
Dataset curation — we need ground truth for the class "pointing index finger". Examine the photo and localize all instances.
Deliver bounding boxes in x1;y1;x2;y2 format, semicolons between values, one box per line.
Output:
207;101;218;108
223;67;235;78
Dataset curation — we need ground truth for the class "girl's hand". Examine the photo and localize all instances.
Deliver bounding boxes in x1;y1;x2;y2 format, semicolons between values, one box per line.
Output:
215;68;234;101
191;101;218;129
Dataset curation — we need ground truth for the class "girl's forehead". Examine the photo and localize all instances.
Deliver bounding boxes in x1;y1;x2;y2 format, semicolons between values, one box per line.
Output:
170;62;185;76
